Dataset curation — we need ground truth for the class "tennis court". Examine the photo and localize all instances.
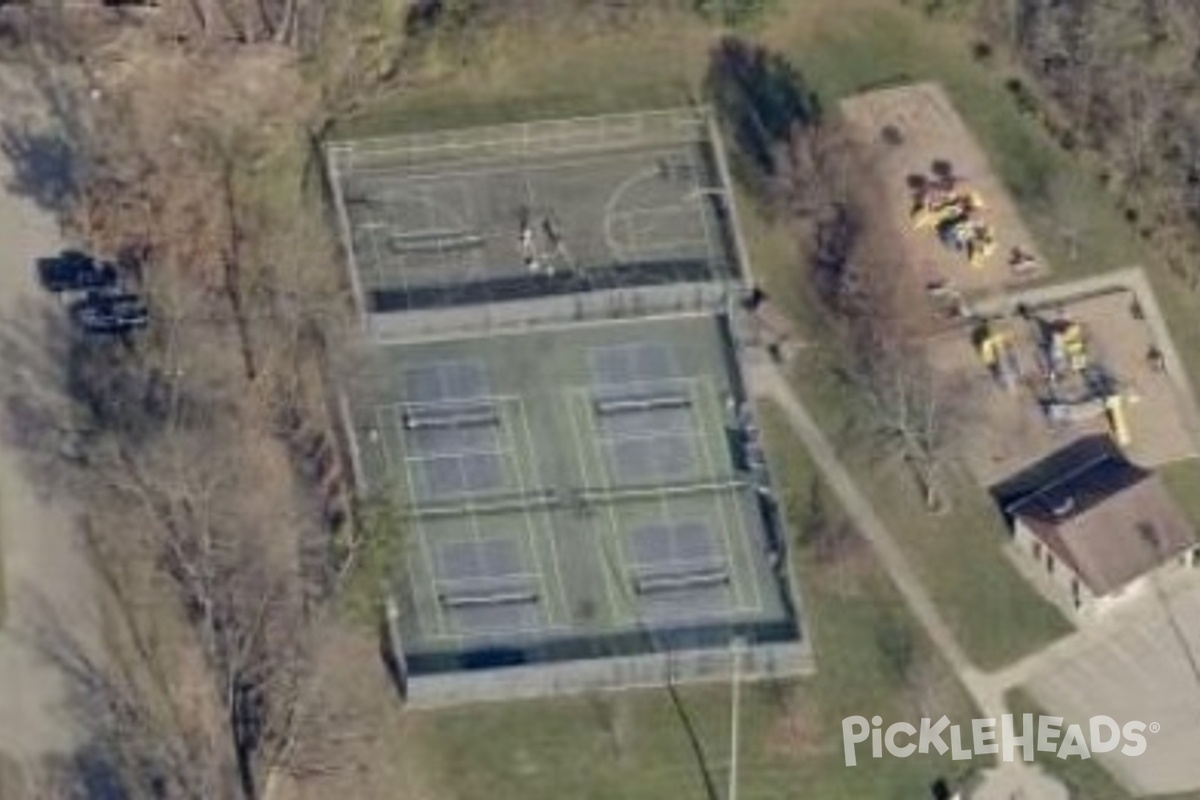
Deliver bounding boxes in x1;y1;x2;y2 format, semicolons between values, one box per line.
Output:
327;109;740;315
345;314;794;669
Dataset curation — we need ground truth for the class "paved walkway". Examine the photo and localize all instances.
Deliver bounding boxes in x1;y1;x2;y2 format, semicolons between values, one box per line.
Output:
0;65;93;769
745;356;1068;799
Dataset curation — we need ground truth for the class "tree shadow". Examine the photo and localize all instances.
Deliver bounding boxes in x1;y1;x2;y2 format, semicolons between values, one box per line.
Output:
0;302;87;501
1;120;77;213
705;35;820;199
663;680;722;800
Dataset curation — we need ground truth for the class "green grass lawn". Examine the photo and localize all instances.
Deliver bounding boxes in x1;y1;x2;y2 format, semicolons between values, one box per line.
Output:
328;8;715;140
778;347;1073;670
397;402;984;800
1160;458;1200;532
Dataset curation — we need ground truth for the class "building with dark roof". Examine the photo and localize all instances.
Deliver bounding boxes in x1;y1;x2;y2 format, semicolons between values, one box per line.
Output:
998;438;1198;616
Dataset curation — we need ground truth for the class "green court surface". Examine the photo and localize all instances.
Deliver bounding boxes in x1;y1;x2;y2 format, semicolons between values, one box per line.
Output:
345;313;791;664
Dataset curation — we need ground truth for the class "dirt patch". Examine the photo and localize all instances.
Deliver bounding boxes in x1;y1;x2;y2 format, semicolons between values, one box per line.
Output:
840;83;1048;301
271;627;450;800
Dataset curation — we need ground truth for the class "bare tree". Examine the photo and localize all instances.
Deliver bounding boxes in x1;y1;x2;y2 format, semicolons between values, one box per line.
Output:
852;339;954;513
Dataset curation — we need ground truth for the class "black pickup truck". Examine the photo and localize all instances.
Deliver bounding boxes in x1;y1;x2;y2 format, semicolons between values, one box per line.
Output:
36;250;118;293
70;292;149;334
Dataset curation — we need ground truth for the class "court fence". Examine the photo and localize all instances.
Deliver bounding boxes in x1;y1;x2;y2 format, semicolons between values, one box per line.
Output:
394;635;814;708
369;282;736;343
329;108;712;174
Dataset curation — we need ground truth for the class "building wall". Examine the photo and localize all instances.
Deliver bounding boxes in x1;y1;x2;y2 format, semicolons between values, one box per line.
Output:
1012;520;1199;619
1012;520;1096;614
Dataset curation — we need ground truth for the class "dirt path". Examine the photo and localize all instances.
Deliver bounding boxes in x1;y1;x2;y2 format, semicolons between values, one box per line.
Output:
0;65;93;768
744;354;1069;798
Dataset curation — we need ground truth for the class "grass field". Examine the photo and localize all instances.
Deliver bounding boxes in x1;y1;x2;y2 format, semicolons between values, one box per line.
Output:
1161;459;1200;532
783;348;1073;670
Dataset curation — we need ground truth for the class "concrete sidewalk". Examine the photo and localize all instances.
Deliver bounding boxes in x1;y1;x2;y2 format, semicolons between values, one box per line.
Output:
745;355;1068;799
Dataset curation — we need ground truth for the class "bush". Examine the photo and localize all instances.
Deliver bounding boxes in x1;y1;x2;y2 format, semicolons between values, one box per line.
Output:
705;36;821;192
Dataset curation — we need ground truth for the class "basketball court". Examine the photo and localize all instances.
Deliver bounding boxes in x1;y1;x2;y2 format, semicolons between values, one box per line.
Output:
327;109;740;315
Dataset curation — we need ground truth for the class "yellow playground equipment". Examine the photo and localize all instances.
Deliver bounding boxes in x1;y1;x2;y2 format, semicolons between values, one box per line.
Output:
943;217;996;268
974;320;1019;389
1105;393;1131;447
1047;320;1087;375
911;187;985;231
910;182;996;268
1045;390;1133;447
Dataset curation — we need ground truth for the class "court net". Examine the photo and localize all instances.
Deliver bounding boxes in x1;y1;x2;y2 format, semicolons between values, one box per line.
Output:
405;479;748;519
633;565;730;596
403;405;499;430
437;575;540;608
594;393;691;416
439;588;539;608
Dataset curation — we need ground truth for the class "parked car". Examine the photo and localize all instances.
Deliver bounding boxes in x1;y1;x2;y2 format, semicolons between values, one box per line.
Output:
37;250;118;293
70;292;149;334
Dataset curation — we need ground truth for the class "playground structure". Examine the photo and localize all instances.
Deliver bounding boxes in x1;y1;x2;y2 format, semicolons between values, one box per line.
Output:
840;83;1049;301
910;173;997;269
969;308;1134;448
972;319;1020;391
1030;311;1134;447
936;284;1196;486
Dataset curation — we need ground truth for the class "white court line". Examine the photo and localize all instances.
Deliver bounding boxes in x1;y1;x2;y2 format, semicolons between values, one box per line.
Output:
626;554;728;575
588;388;676;593
369;309;716;346
391;405;451;637
595;427;696;447
435;569;542;589
432;362;495;616
685;146;722;271
373;404;401;484
361;206;390;293
402;445;508;464
591;375;696;395
498;398;556;629
698;379;764;615
618;234;713;254
325;150;369;327
334;107;706;152
603;166;659;263
421;616;571;643
606;205;699;223
564;388;623;620
459;177;488;278
379;393;520;415
421;184;452;288
346;147;692;185
515;398;571;626
687;378;745;610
